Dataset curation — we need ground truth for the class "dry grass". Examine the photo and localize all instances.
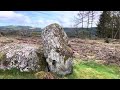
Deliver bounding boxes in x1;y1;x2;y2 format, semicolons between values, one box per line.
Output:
69;38;120;65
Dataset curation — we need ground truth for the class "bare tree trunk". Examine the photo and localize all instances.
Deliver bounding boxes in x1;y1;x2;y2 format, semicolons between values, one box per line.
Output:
111;11;114;39
74;11;86;38
90;11;94;38
86;11;90;38
87;11;90;30
114;11;120;39
114;30;119;39
118;11;120;39
82;11;84;29
91;11;94;28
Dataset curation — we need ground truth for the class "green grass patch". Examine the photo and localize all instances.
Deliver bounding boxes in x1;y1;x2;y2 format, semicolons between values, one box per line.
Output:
0;68;36;79
67;60;120;79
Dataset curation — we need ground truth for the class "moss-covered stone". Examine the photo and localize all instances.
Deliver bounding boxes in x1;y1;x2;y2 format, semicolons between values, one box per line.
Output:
51;23;60;27
58;45;73;64
0;52;6;61
64;56;69;64
42;23;73;75
36;48;47;71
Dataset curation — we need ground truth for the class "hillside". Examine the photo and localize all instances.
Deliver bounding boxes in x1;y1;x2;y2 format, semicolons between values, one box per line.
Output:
0;25;97;37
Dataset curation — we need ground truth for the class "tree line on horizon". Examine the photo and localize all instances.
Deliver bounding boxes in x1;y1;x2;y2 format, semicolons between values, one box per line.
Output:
1;11;120;39
75;11;120;39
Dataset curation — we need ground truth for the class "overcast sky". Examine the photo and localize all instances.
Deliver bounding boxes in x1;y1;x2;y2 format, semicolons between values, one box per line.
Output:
0;11;102;28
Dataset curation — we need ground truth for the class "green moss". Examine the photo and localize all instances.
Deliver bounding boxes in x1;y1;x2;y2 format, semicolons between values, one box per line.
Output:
54;23;59;26
65;46;73;54
36;48;47;71
56;44;73;64
31;32;41;37
62;45;73;64
0;52;6;61
64;56;69;64
51;23;60;27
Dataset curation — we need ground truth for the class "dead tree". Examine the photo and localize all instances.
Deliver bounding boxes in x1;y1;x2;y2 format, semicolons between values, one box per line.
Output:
74;11;86;37
87;11;90;30
74;11;90;38
89;11;95;38
111;11;115;39
74;11;97;38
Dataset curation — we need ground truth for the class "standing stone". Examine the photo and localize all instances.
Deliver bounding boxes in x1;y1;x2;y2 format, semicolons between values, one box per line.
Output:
42;23;73;75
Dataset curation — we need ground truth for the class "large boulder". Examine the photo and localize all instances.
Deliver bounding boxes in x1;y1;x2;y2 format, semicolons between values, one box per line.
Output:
0;43;47;72
42;23;73;75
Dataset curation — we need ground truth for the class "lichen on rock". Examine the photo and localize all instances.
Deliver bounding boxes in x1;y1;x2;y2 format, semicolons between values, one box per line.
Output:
0;43;46;72
42;23;73;75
